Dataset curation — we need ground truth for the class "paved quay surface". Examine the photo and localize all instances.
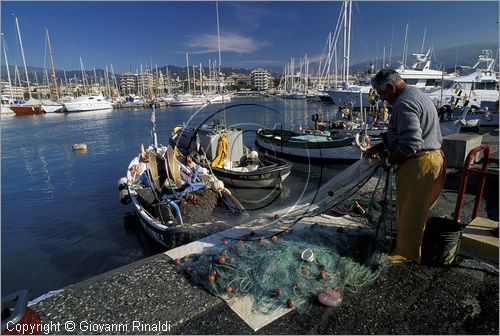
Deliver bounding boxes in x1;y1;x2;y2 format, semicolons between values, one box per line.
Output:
32;128;499;335
31;252;499;335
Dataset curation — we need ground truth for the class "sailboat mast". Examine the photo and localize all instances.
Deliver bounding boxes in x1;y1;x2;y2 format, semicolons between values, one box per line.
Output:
342;1;347;82
80;57;86;95
346;0;352;83
216;0;222;84
15;16;32;99
1;33;14;99
402;24;409;68
186;53;191;94
420;27;427;54
45;28;59;101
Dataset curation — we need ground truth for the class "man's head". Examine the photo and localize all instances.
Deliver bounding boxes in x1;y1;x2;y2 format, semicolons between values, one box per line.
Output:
371;69;406;105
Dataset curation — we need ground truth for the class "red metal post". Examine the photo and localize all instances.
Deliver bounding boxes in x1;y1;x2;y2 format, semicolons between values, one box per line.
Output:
453;144;499;224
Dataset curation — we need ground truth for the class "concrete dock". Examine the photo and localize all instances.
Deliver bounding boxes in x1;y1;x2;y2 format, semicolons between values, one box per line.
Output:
29;129;499;334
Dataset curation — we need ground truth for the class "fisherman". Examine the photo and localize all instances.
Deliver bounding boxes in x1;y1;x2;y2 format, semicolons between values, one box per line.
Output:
364;68;446;264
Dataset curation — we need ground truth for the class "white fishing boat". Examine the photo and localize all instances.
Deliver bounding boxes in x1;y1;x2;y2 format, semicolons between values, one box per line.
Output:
171;122;293;189
255;127;364;164
119;110;245;248
63;94;113;112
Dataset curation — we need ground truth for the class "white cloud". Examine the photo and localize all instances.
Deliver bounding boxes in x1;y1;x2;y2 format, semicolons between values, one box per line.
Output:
188;33;267;55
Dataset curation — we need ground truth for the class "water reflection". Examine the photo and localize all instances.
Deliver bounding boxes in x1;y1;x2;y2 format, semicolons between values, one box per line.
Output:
1;97;349;298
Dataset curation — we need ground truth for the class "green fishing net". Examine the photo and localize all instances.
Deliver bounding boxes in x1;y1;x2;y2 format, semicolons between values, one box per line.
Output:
177;225;387;315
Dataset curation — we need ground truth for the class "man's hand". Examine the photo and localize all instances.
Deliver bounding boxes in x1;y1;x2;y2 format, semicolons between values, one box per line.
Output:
363;142;384;158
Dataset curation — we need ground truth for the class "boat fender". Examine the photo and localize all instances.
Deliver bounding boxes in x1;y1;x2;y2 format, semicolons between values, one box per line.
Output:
119;188;131;205
72;143;87;151
171;126;183;143
199;167;209;175
355;132;371;152
117;177;128;191
211;179;225;192
248;150;259;160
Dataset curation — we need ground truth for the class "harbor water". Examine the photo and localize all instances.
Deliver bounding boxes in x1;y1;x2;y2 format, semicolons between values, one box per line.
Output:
1;97;350;299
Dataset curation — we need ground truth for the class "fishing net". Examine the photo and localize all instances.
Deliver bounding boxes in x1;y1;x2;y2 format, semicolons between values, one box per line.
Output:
177;224;386;314
176;158;395;314
257;157;396;238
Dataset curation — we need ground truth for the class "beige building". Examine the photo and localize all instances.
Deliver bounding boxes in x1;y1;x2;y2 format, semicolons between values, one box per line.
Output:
250;68;271;90
1;81;26;99
120;72;137;96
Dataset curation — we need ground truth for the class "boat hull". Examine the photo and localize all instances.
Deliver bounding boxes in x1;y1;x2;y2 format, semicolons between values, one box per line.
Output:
64;103;113;112
255;129;362;164
172;124;293;189
1;105;13;114
11;105;44;115
42;104;64;113
213;156;292;189
170;100;207;106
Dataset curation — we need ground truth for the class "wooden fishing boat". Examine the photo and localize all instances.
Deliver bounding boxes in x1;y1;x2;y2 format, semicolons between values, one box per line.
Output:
171;123;293;189
119;112;245;248
255;127;364;164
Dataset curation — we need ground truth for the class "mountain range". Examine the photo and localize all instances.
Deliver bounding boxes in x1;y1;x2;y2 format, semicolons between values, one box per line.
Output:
1;42;497;84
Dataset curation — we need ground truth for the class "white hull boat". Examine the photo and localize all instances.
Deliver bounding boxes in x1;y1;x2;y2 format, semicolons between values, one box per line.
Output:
41;100;64;113
255;128;365;164
171;123;293;189
63;94;113;112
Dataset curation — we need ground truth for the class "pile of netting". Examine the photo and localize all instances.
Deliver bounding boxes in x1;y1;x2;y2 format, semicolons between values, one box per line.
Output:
176;226;387;314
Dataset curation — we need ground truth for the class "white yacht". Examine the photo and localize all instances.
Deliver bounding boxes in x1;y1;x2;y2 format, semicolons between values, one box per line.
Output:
169;94;207;107
426;49;499;110
63;94;113;112
1;96;14;114
207;93;232;104
327;48;455;109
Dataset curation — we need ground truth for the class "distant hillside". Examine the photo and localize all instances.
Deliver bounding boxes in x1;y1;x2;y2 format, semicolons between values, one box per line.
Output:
350;42;499;73
1;42;497;83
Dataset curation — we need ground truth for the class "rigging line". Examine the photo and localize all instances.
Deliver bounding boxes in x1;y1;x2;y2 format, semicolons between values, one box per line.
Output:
353;2;374;64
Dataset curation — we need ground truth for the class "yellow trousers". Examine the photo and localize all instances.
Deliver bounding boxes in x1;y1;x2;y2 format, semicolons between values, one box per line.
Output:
393;150;446;263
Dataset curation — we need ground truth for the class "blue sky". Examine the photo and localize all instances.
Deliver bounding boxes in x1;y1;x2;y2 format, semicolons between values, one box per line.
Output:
1;1;498;74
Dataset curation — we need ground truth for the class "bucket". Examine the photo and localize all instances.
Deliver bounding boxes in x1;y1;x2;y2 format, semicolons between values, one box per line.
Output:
421;217;463;266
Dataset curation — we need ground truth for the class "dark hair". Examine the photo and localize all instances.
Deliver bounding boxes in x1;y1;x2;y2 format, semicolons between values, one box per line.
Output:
371;68;403;90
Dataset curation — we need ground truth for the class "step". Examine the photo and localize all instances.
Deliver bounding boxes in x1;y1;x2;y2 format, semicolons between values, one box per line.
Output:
461;216;499;263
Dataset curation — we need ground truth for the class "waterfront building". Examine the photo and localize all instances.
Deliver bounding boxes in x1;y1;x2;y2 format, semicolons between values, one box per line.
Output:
139;72;154;97
120;72;138;96
1;81;26;99
251;68;271;90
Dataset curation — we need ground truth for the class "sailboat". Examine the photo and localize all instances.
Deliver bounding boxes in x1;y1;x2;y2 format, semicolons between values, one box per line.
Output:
10;16;43;116
207;1;231;104
1;33;14;114
170;53;207;106
41;28;63;113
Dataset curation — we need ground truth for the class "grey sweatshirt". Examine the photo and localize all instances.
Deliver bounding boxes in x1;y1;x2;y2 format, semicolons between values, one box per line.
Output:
385;85;442;155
